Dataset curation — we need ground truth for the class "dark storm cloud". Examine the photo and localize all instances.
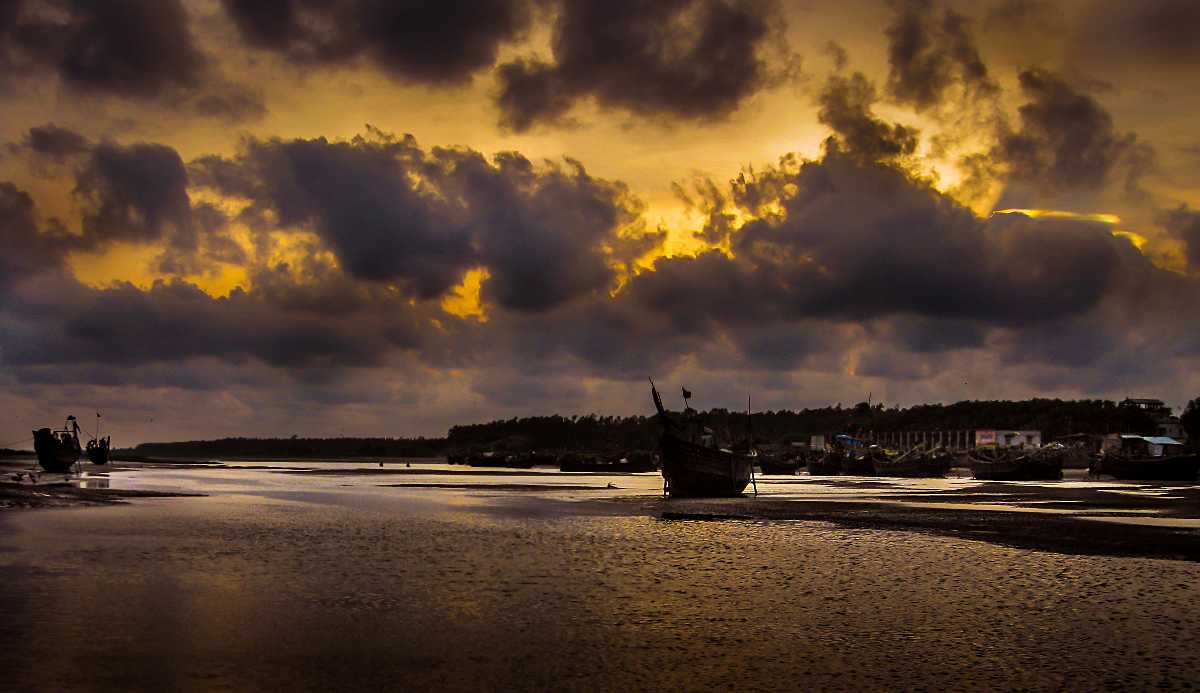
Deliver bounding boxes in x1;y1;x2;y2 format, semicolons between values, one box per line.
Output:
885;0;995;111
191;130;652;310
220;0;531;86
0;273;429;373
6;0;205;98
817;72;918;161
18;124;91;162
495;0;781;131
0;182;67;288
74;142;195;248
1161;206;1200;272
194;133;472;298
0;1;265;119
639;151;1133;327
995;68;1150;193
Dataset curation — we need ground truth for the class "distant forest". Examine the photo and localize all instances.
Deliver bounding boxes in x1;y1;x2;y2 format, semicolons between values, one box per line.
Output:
125;398;1175;459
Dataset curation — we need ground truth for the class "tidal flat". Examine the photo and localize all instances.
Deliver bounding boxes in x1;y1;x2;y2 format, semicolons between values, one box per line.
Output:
1;459;1198;691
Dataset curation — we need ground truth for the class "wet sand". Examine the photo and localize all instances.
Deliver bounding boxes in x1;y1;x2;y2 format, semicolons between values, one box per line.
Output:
1;460;1199;690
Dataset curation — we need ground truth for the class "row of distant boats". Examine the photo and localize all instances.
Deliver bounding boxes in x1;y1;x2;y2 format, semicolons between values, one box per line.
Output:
648;383;1200;498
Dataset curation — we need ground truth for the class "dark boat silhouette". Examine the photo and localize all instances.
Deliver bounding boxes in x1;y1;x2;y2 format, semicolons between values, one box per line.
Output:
756;450;804;475
1090;451;1200;481
86;437;110;465
806;450;841;475
32;416;82;473
873;446;953;478
650;380;755;498
559;450;657;473
967;447;1062;481
85;413;110;465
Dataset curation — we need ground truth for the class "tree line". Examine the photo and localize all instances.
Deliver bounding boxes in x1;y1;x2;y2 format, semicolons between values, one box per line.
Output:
122;397;1193;459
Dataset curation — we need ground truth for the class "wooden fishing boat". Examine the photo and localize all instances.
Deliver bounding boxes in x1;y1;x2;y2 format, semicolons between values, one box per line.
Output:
466;451;536;469
86;436;110;465
756;450;804;475
1089;453;1200;481
659;432;754;497
873;448;952;478
967;447;1062;481
651;381;754;498
560;450;657;473
839;452;875;476
807;450;842;475
32;416;82;473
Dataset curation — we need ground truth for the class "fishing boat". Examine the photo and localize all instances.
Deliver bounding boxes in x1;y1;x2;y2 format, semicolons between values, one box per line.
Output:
466;451;536;469
806;450;842;475
967;447;1062;481
32;416;82;473
757;450;804;475
873;446;952;478
839;452;875;476
1090;453;1200;481
559;450;657;473
651;380;755;498
85;437;110;465
84;413;110;465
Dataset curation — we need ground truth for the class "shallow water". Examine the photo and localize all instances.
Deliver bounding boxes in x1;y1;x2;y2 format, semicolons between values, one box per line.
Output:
2;462;1199;690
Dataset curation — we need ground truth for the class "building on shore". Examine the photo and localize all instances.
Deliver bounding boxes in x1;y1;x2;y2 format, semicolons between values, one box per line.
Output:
1102;434;1188;457
1121;398;1188;442
859;429;1041;452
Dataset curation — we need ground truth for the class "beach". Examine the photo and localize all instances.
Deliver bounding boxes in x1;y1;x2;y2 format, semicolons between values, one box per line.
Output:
1;459;1199;690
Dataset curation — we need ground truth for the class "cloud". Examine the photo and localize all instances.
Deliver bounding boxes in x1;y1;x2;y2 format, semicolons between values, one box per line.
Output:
17;123;92;162
1075;0;1200;71
6;0;205;98
495;0;783;131
817;72;918;161
1161;205;1200;271
220;0;532;86
191;129;656;310
885;0;996;111
73;142;195;247
994;68;1151;194
0;182;68;288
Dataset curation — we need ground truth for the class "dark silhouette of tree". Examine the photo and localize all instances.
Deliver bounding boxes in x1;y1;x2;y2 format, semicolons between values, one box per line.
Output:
1182;398;1200;445
123;398;1165;458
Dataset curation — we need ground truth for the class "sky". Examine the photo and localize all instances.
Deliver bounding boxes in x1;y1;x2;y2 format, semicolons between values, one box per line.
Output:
2;0;1200;445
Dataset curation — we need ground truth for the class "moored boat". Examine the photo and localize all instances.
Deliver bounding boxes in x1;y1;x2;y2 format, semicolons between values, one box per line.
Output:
560;450;657;473
756;449;804;475
1090;453;1200;481
873;447;952;478
967;447;1062;481
839;452;875;476
651;381;755;498
32;416;82;473
466;451;536;469
86;436;110;466
807;450;842;475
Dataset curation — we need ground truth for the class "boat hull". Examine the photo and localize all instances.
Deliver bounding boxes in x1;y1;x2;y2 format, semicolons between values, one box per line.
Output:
1090;454;1200;481
86;438;110;466
33;428;80;473
873;455;952;478
968;451;1062;481
839;455;875;476
807;452;842;476
660;434;753;498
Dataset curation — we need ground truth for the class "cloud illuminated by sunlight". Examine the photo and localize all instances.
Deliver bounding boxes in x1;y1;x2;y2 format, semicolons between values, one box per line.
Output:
67;242;248;297
441;267;490;322
991;208;1122;225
